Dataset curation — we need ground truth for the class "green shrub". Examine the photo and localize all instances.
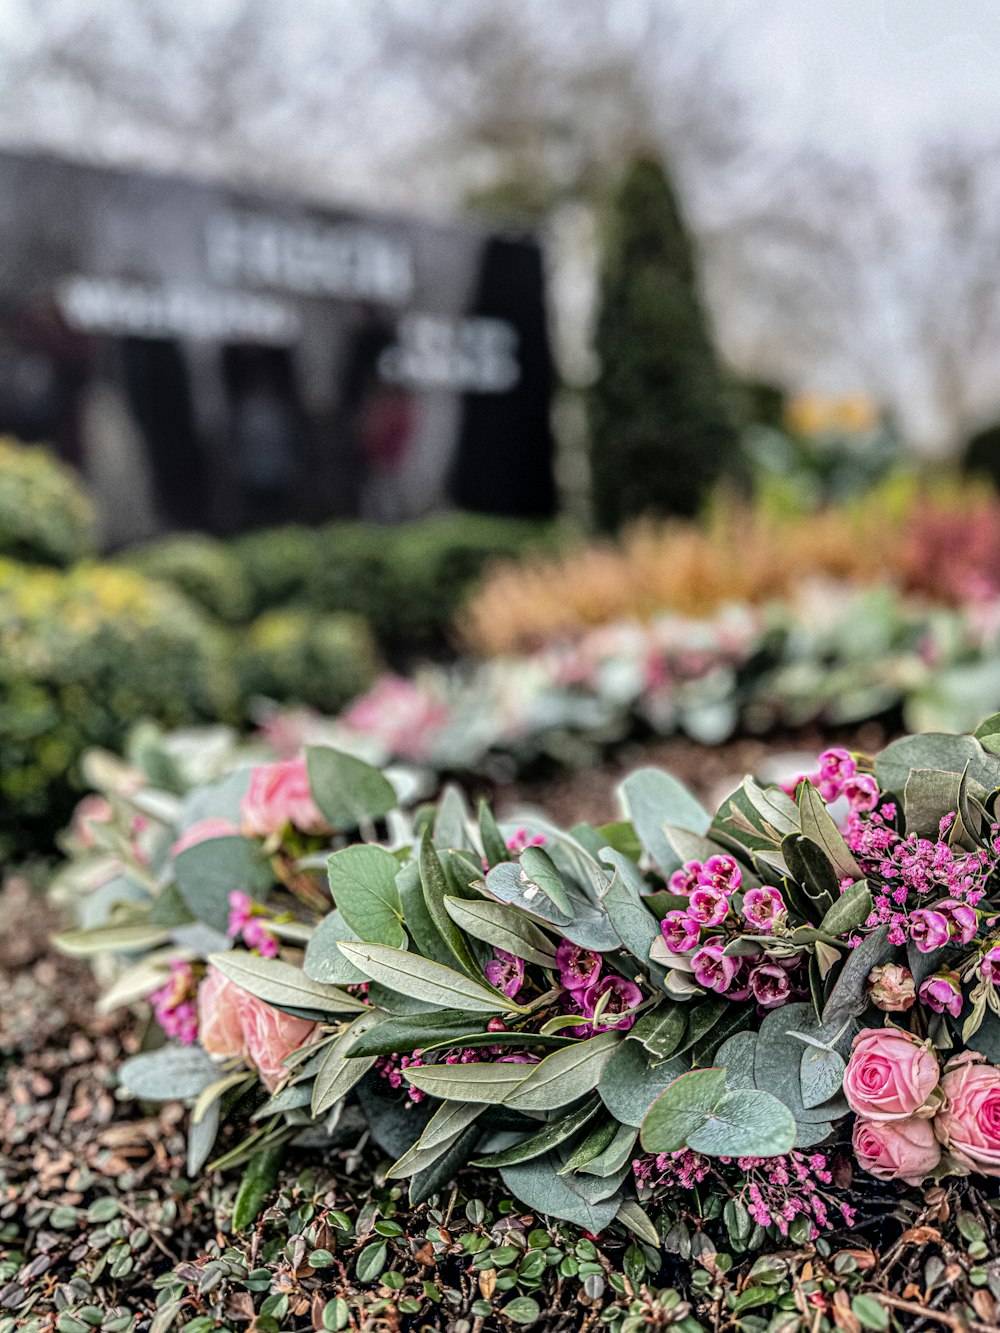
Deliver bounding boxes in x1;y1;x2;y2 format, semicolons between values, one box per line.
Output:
0;438;97;566
230;524;320;618
588;154;741;530
235;608;380;715
118;534;253;624
0;559;229;857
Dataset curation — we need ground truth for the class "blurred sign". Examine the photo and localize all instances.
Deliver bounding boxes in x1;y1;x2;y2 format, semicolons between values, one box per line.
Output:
0;150;555;545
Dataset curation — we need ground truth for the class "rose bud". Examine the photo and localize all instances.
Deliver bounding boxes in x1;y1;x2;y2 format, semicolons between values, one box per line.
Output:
867;963;916;1013
853;1115;941;1185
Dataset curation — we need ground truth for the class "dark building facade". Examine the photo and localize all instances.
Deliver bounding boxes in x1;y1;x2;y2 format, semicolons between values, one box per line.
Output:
0;151;556;546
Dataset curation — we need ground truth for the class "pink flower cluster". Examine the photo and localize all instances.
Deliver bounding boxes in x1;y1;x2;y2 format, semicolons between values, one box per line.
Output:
555;940;643;1033
227;890;279;957
782;747;878;812
341;675;450;762
845;1026;1000;1182
660;854;801;1009
240;756;328;839
633;1149;855;1239
151;960;199;1045
198;965;317;1092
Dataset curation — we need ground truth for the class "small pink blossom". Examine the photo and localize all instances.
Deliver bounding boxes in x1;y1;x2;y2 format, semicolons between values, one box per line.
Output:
687;883;730;927
660;911;701;953
936;898;978;945
506;828;546;855
748;962;791;1010
484;949;525;999
742;885;786;934
843;774;879;812
668;861;702;895
151;960;199;1045
908;908;950;953
555;940;602;992
919;971;963;1018
691;941;738;993
697;854;742;894
579;974;643;1032
980;944;1000;985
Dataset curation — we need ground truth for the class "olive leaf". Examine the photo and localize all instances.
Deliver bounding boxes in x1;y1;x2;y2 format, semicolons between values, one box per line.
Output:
336;942;526;1014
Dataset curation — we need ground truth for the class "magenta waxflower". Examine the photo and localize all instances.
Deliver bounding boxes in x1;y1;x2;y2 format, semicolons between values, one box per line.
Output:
555;940;602;993
580;974;643;1032
228;891;278;958
151;960;199;1045
687;883;730;928
936;898;978;945
506;828;546;855
485;949;525;999
697;854;742;894
919;970;963;1018
742;885;786;934
867;963;916;1012
980;944;1000;985
748;962;791;1010
843;773;879;813
660;911;701;954
908;908;951;953
691;940;738;993
817;747;856;801
668;860;702;895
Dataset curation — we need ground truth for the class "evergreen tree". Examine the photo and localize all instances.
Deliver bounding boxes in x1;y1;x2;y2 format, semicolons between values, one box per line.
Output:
588;153;740;530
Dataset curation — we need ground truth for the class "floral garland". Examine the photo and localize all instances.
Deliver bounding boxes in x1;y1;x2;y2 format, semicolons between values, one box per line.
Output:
52;716;1000;1245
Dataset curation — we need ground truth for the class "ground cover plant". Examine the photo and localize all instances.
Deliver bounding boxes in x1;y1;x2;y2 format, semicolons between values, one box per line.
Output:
40;714;1000;1329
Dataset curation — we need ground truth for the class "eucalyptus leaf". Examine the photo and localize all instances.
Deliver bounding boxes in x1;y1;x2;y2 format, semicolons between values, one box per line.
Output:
617;768;710;872
473;1099;602;1167
174;835;272;934
484;861;621;952
303;908;367;985
306;745;397;829
599;1039;688;1127
326;844;404;949
498;1153;622;1232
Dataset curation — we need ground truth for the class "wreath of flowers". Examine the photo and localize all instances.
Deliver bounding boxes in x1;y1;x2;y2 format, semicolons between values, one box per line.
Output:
53;716;1000;1245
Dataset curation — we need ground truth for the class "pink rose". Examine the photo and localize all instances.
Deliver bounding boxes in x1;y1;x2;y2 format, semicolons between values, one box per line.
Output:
197;966;246;1061
843;1028;940;1121
935;1055;1000;1176
919;971;963;1018
908;909;950;954
867;963;916;1013
237;987;317;1093
241;757;328;838
853;1116;941;1185
171;817;239;857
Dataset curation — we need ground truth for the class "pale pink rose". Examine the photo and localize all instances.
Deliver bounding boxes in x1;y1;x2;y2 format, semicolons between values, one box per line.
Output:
843;1028;940;1121
853;1115;941;1185
935;1055;1000;1177
236;988;318;1093
867;963;916;1013
171;818;239;857
197;966;246;1061
240;757;328;838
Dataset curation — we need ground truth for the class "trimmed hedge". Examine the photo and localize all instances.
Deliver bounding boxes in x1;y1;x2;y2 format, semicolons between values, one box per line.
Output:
0;438;97;566
120;534;253;624
0;558;229;858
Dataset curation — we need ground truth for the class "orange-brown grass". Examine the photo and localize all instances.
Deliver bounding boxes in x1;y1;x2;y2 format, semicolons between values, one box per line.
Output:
459;481;999;657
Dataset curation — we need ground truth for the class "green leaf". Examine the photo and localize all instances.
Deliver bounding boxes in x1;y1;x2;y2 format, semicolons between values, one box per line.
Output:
336;942;524;1013
599;849;661;969
716;1031;758;1090
388;1102;484;1179
232;1142;285;1231
484;861;620;952
505;1032;621;1112
631;1005;688;1064
498;1153;622;1232
311;1012;384;1116
344;1009;489;1057
875;732;1000;798
615;1199;660;1246
187;1097;220;1175
397;859;454;966
432;784;474;851
419;831;482;977
599;1039;688;1127
503;1297;540;1326
473;1099;602;1167
640;1068;728;1152
52;922;171;956
478;799;510;869
851;1295;889;1331
974;712;1000;755
518;846;571;915
821;924;893;1029
355;1240;388;1283
303;908;368;985
686;1089;796;1156
819;880;873;938
443;896;557;967
577;1122;638;1178
799;1044;846;1111
119;1045;219;1101
207;951;369;1017
306;745;397;829
326;844;404;949
797;782;861;882
402;1061;532;1103
174;835;272;934
617;768;710;873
